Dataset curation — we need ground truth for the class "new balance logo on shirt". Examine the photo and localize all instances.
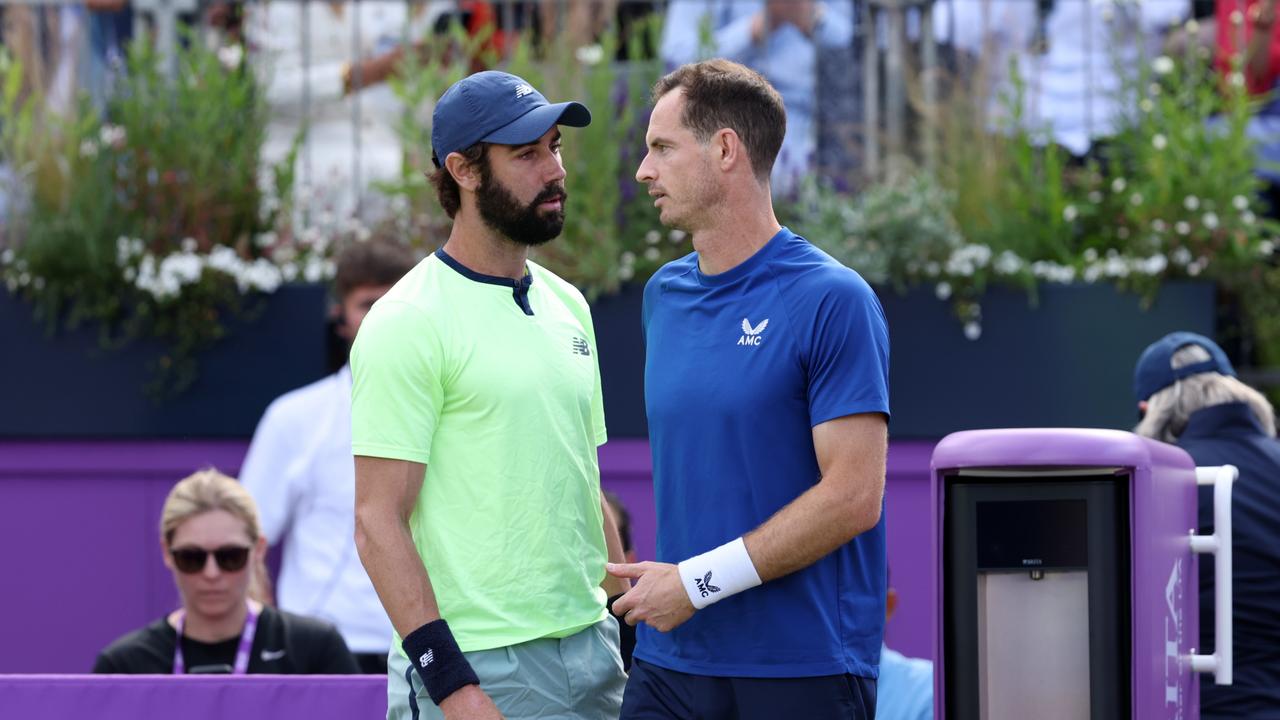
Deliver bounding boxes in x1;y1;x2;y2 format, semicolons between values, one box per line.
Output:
694;571;721;598
419;649;434;668
737;318;769;346
571;336;591;356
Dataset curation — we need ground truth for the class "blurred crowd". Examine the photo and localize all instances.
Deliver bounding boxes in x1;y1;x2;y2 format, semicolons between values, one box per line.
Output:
8;0;1280;220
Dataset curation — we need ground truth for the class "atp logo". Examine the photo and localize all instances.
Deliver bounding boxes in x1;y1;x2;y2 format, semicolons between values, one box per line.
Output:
419;649;434;668
737;318;769;346
694;571;721;598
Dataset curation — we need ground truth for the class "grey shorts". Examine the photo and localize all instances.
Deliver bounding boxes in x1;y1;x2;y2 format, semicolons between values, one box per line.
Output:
387;618;627;720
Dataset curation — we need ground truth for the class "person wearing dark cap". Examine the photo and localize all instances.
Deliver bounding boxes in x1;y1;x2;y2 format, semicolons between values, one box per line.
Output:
350;71;630;720
1134;331;1280;718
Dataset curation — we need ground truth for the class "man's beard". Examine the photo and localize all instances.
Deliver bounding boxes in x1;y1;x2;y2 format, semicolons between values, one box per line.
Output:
476;171;567;247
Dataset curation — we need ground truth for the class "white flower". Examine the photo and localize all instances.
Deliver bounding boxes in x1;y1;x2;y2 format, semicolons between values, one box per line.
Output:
1131;193;1144;206
216;43;244;71
935;282;952;300
281;263;299;282
1230;72;1245;88
0;248;13;265
575;44;605;66
1152;56;1175;75
1172;247;1193;265
1112;178;1127;193
1233;195;1249;211
620;251;636;265
644;247;661;262
1186;19;1200;34
1203;212;1219;230
963;321;982;341
1139;98;1155;114
99;124;126;148
1063;205;1078;222
1243;210;1256;225
994;251;1023;275
668;230;687;243
303;258;325;283
1149;83;1162;97
618;265;635;281
79;140;99;159
1141;254;1168;275
645;230;661;245
1175;221;1191;235
181;237;197;253
1183;195;1200;211
1188;259;1205;277
1259;240;1275;256
1152;134;1167;150
1088;191;1103;204
1152;219;1167;233
1084;248;1099;262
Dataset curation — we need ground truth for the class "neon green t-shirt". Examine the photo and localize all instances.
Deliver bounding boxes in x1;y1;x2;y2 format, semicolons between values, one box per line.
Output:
350;250;609;653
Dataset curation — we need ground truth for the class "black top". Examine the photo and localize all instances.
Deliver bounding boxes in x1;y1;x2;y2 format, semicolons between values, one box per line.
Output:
92;605;360;675
1178;402;1280;718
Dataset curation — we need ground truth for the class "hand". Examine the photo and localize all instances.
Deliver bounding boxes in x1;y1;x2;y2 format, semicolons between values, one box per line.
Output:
606;561;696;632
767;0;819;36
438;685;504;720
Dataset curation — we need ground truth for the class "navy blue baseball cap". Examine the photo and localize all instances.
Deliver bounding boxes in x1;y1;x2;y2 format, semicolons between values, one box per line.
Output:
1133;331;1236;403
431;71;591;168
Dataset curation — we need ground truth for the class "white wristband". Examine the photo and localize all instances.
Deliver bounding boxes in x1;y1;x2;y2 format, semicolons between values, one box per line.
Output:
677;537;762;610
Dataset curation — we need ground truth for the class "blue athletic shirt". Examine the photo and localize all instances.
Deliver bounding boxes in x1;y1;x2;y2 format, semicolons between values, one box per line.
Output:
635;227;890;679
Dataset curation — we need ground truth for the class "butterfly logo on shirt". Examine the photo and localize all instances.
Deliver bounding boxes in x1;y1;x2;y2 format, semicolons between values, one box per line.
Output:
737;318;769;346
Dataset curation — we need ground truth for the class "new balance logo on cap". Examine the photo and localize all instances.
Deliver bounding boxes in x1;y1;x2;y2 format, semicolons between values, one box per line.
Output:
419;649;434;668
694;571;721;598
514;83;535;99
571;337;591;356
260;649;286;662
737;318;769;346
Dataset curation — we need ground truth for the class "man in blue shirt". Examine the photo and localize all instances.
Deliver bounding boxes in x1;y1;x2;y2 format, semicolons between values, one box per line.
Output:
659;0;853;190
609;59;890;719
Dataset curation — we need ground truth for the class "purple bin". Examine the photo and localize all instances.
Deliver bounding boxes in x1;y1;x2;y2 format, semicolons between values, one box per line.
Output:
929;428;1235;720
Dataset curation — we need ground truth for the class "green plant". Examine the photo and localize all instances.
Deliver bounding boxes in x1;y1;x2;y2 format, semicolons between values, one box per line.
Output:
0;36;318;395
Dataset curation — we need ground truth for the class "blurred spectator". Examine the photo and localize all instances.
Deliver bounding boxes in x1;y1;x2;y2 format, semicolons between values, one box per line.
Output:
1015;0;1187;157
879;576;933;720
240;238;417;675
93;469;359;674
241;1;447;221
660;0;854;190
84;0;132;110
603;489;636;670
1133;332;1280;717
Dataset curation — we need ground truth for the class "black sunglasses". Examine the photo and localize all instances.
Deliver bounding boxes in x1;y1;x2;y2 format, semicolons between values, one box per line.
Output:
170;545;251;574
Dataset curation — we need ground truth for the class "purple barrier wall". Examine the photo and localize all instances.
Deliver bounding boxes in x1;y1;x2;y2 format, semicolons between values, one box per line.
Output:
0;675;386;720
0;438;935;674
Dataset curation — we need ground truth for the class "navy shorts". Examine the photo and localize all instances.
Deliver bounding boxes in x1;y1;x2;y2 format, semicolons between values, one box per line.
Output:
621;658;877;720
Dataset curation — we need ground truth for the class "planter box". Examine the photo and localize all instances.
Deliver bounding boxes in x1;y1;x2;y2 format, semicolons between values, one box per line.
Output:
0;284;329;437
586;280;1217;439
878;281;1216;437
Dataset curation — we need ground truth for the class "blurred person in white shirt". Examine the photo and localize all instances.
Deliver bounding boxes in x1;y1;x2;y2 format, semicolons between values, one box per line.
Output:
240;237;417;674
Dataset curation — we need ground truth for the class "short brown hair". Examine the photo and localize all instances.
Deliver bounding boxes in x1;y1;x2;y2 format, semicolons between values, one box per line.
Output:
333;238;417;300
653;60;786;182
160;469;260;547
428;143;491;219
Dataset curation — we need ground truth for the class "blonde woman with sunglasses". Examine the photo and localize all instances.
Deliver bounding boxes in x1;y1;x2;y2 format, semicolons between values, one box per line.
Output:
93;469;359;675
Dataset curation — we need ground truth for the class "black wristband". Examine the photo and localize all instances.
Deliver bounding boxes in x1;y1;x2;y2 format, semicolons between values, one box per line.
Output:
401;619;479;706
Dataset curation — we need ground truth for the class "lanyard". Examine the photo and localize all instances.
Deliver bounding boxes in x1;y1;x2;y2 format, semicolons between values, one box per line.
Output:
172;602;260;675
